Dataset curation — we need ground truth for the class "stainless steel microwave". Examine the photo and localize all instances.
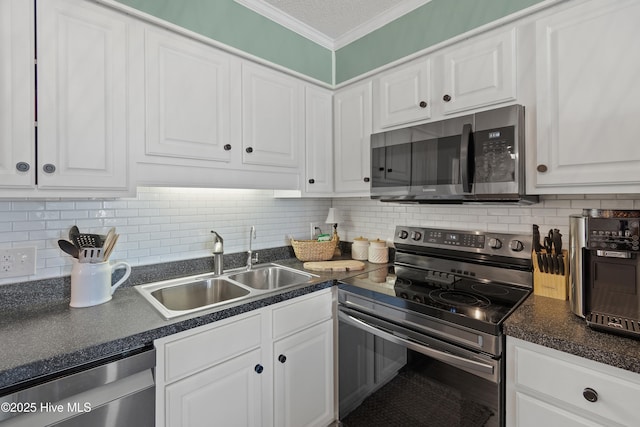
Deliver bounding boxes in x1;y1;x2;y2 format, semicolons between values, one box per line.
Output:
370;104;537;204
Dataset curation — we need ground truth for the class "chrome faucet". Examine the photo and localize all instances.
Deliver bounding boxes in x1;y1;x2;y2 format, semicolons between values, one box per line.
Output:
211;230;224;275
247;226;257;270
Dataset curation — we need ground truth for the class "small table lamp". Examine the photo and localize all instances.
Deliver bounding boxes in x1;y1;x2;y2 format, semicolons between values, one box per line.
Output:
325;208;341;257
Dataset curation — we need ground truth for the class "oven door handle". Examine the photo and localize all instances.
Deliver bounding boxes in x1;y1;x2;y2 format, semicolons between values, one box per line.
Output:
338;309;496;381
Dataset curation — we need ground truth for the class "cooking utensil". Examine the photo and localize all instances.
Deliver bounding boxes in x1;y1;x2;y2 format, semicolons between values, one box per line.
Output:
532;225;542;253
79;247;104;263
72;233;104;248
69;225;80;246
58;239;79;258
103;234;119;261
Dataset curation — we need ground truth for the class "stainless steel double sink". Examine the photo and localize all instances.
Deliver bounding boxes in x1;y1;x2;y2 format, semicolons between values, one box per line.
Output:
136;264;317;319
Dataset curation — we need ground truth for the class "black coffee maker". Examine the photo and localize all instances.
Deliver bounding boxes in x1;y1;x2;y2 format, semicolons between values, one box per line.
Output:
570;209;640;339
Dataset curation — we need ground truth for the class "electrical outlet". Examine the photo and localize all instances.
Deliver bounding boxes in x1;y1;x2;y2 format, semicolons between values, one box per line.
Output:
309;222;323;239
0;247;36;279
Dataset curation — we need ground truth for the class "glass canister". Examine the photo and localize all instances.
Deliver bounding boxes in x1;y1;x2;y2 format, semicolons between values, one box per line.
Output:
351;236;369;261
368;239;388;264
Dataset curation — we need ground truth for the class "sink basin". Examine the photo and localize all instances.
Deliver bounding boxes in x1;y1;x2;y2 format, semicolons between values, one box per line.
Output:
228;265;314;290
137;275;252;319
150;278;250;310
136;264;316;319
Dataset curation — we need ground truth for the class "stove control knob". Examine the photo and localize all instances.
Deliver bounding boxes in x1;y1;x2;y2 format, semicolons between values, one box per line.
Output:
509;240;524;252
397;230;409;239
488;238;502;249
410;231;422;241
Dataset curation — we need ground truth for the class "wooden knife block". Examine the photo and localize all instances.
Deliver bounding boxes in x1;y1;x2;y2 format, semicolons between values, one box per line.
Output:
532;250;568;300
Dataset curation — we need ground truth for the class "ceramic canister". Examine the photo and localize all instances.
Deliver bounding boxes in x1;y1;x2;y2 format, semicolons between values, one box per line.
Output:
368;239;389;264
351;236;369;261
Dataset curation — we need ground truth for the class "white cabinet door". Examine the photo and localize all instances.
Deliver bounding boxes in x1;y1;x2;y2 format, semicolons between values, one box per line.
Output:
534;0;640;192
304;86;333;195
36;0;131;191
0;0;35;188
165;348;263;427
374;57;431;130
273;320;334;427
514;392;604;427
506;337;640;427
333;81;372;195
242;62;303;169
441;28;516;115
144;26;233;164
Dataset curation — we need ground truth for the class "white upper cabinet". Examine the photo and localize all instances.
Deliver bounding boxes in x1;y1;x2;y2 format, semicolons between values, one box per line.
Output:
143;25;234;165
373;57;432;130
0;0;35;189
372;28;516;132
532;0;640;193
242;62;304;169
0;0;138;197
334;81;372;195
35;0;136;194
304;86;334;195
440;28;516;115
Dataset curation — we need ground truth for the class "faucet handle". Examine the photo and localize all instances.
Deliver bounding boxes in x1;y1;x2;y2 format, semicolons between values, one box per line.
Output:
211;230;224;254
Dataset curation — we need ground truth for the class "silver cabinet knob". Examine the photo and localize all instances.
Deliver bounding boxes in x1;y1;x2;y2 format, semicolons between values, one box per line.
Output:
42;164;56;173
16;162;30;172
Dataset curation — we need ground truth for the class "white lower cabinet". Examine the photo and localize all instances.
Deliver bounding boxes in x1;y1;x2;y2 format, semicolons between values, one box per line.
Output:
155;289;334;427
273;321;334;427
506;337;640;427
165;348;264;427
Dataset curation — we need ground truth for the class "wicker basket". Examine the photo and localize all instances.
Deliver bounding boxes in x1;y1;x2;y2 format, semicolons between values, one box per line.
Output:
290;235;337;261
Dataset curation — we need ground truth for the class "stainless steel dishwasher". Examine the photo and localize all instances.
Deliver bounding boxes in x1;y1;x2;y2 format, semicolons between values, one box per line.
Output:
0;347;155;426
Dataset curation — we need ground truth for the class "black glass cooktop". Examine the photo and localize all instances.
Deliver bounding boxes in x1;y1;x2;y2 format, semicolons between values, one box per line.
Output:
340;266;531;334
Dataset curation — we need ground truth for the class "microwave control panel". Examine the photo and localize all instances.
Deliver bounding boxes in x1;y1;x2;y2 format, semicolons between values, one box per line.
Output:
587;218;640;251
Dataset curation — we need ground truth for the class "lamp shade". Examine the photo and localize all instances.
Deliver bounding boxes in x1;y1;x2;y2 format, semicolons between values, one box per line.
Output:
325;208;340;224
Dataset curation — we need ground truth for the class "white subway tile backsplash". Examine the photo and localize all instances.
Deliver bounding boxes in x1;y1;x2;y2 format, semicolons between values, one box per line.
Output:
0;187;333;285
334;194;640;247
2;188;640;285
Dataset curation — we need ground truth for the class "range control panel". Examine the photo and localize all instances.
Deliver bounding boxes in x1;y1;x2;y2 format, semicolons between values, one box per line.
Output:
587;218;640;251
394;226;532;260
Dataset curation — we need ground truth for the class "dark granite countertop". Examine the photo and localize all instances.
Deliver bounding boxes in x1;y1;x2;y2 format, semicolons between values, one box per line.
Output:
504;294;640;374
0;255;386;394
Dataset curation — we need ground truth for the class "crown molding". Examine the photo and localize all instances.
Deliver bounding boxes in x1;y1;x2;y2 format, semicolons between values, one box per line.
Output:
234;0;432;50
333;0;432;49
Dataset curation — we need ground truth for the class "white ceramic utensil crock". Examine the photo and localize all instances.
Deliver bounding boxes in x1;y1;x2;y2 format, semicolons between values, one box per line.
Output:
70;260;131;308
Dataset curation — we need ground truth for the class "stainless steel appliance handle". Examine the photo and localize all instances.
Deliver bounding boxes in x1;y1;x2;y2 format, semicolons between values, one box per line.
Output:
338;309;496;381
460;123;473;193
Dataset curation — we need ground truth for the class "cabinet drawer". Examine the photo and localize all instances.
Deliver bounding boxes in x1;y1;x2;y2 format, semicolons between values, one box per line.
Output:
513;344;640;426
163;313;262;383
272;289;332;339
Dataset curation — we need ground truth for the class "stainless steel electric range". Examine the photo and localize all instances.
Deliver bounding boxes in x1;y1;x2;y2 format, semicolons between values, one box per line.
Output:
338;226;533;427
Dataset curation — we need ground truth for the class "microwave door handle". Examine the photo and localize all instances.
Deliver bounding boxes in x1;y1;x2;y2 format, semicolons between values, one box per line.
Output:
460;123;473;193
